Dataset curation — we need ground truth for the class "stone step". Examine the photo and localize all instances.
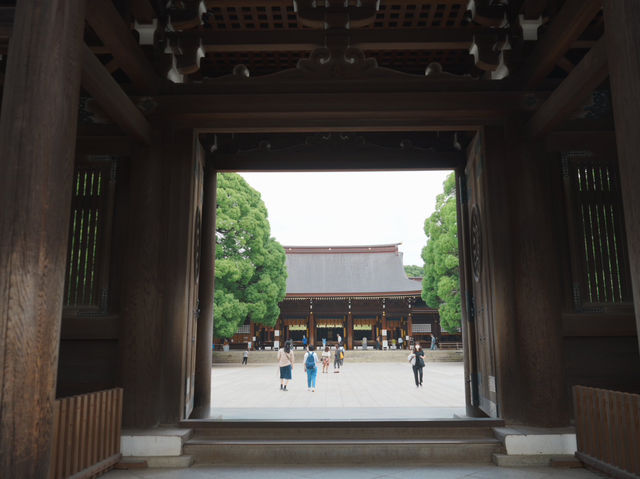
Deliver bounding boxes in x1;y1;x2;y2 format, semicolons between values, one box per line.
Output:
182;418;504;440
185;437;504;465
188;426;498;440
213;349;463;364
119;455;195;468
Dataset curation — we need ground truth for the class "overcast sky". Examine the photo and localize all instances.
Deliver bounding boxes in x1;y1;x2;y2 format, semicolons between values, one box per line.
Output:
239;171;453;266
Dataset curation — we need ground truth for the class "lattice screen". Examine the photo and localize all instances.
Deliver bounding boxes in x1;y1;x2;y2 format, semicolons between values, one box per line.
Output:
412;323;432;333
64;161;114;311
204;1;469;30
562;152;633;310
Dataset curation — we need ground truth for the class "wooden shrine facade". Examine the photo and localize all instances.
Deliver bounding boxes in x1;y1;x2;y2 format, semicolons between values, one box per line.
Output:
277;244;439;350
222;244;441;350
277;295;439;350
2;1;640;477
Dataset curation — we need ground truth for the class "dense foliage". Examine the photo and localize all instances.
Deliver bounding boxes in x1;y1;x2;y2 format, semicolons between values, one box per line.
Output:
421;173;461;333
214;173;287;338
404;265;424;278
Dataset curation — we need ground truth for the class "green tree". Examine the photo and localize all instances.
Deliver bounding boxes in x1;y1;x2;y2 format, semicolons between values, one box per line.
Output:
404;265;424;278
214;173;287;338
421;173;461;333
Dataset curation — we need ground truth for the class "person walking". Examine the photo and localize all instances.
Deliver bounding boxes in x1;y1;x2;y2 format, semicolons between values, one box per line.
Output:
321;345;331;373
430;333;438;350
277;341;295;391
242;348;249;365
302;334;307;348
408;342;425;387
398;336;403;350
333;346;342;373
304;345;320;391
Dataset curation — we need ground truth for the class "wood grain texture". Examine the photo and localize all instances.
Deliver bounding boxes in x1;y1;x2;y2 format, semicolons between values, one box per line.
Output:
517;0;602;88
81;44;153;145
120;142;165;428
160;129;198;424
193;157;217;418
481;126;520;423
604;0;640;353
526;38;609;138
506;138;569;426
85;0;159;94
0;1;85;477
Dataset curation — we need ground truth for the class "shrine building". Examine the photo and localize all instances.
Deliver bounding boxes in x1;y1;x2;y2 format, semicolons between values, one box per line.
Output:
241;244;441;350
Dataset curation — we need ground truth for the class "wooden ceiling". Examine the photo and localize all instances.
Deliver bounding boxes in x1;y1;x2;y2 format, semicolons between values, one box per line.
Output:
190;0;479;78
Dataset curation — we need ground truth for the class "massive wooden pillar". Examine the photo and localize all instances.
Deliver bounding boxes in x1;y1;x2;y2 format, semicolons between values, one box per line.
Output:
347;312;353;350
505;133;568;426
121;142;164;428
308;312;315;347
604;1;640;351
0;2;85;476
193;159;217;418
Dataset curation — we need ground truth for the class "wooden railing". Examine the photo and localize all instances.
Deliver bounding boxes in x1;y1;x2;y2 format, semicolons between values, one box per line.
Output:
50;388;123;479
573;386;640;479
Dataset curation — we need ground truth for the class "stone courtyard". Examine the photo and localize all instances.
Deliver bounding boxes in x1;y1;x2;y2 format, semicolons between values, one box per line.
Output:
210;358;466;420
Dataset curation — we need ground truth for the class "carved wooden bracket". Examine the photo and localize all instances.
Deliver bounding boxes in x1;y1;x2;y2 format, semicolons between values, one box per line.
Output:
167;0;206;31
468;0;508;27
294;0;379;29
470;31;511;78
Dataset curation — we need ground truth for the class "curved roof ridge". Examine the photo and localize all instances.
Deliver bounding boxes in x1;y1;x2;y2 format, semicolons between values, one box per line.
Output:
284;244;402;255
284;244;421;295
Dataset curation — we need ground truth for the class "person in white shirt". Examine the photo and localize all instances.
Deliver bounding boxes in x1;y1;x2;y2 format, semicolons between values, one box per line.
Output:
303;345;320;391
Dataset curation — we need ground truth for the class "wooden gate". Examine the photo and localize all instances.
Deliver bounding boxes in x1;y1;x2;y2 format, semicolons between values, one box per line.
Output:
183;140;205;419
463;132;498;417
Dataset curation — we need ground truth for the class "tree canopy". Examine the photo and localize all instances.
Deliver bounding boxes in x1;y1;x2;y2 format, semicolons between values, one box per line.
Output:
404;265;424;278
214;173;287;338
421;173;461;333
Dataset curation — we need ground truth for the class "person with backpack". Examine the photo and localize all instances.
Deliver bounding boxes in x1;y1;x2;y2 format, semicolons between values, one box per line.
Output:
303;345;319;391
277;341;295;391
408;342;425;387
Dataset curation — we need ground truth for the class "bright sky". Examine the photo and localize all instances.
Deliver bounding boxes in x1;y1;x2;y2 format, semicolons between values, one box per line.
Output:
239;171;453;266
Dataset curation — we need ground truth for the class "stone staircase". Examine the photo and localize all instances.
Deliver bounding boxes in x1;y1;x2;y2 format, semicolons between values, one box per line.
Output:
180;418;504;465
213;349;463;364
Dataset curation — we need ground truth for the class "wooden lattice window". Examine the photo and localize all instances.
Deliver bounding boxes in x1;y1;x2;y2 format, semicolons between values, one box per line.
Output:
63;159;116;313
562;152;633;311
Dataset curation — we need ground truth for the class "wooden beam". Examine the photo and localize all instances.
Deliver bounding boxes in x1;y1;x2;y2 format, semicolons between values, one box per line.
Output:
211;145;465;171
544;130;616;153
85;0;159;94
81;44;153;145
0;1;85;477
521;0;549;19
171;27;483;53
153;89;546;131
131;0;157;23
555;56;575;73
525;37;608;138
76;124;133;156
517;0;602;88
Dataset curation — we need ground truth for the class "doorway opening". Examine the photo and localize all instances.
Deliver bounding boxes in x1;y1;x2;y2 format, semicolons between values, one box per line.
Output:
206;130;475;421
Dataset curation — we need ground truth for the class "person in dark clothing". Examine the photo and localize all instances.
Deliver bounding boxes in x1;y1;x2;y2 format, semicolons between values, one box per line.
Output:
408;342;425;387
